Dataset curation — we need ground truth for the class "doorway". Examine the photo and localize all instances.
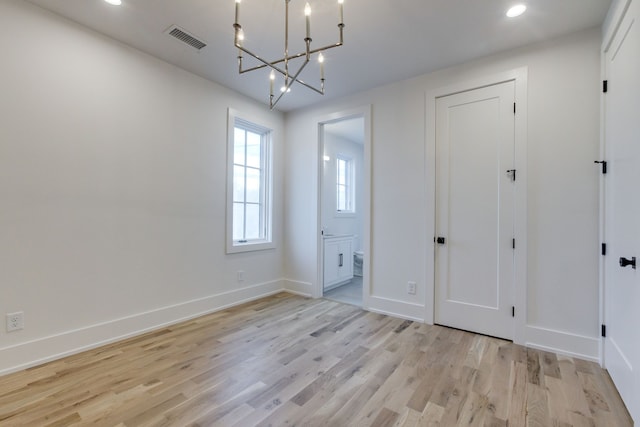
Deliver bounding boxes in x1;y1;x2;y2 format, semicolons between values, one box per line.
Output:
316;108;371;308
434;80;516;340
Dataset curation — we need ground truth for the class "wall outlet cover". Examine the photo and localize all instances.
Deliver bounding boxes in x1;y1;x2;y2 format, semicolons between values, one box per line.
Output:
6;312;24;332
407;281;417;295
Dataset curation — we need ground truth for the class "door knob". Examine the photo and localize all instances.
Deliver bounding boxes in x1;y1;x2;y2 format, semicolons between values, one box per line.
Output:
619;257;636;269
436;237;446;245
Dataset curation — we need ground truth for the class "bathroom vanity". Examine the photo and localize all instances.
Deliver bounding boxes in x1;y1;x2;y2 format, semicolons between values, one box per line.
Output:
323;234;354;291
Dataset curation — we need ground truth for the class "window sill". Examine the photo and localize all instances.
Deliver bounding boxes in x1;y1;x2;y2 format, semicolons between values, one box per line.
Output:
335;211;356;218
226;240;276;254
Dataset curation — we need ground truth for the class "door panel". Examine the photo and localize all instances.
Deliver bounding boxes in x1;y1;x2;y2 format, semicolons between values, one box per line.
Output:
604;0;640;422
435;81;515;340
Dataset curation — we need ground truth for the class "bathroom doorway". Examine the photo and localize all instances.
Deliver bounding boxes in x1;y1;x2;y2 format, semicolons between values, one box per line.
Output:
317;108;370;308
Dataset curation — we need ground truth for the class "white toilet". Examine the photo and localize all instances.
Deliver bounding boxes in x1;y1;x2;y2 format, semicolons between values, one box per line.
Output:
353;250;364;277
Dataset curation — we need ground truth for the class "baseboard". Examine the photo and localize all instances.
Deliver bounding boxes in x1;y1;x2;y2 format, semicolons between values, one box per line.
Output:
282;278;313;297
0;280;284;377
524;325;600;362
367;296;425;322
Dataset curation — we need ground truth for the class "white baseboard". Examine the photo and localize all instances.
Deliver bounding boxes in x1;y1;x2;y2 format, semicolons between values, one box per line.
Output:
524;325;600;362
0;280;603;376
367;296;425;322
0;280;284;376
282;278;313;297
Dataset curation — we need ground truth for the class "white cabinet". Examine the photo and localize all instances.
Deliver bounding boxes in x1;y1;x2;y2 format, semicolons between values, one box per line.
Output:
323;235;353;290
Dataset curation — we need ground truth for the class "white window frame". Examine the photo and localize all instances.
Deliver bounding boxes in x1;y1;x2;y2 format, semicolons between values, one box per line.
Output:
336;154;355;216
226;109;274;253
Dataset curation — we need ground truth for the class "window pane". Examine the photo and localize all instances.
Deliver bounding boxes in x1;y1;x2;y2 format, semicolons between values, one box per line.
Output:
245;203;261;240
245;167;261;203
228;112;273;252
233;202;245;241
337;159;346;184
246;132;262;168
337;185;346;211
234;128;246;165
233;165;245;202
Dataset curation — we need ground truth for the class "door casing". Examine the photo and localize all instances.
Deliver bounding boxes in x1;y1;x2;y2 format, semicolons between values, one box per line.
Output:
314;106;372;309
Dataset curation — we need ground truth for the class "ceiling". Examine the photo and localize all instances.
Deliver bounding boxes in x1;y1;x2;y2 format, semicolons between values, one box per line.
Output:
25;0;611;112
325;117;364;144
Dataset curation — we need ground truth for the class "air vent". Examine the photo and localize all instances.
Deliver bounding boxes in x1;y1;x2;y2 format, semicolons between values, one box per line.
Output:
165;25;207;51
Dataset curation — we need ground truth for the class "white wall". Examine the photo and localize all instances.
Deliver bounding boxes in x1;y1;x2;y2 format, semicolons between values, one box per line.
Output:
284;28;602;360
0;0;284;374
0;0;604;374
321;133;364;248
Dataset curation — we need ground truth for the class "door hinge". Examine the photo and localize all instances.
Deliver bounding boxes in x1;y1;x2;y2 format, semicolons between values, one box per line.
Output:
512;238;516;249
594;160;607;174
603;80;608;93
601;243;607;256
513;103;516;114
601;324;606;337
512;306;515;317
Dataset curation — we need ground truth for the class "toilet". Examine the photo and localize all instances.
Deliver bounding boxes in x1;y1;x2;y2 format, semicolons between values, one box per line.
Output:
353;250;364;277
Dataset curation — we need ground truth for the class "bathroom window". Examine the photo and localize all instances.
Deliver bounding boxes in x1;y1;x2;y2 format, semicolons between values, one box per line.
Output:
336;155;355;214
226;109;274;253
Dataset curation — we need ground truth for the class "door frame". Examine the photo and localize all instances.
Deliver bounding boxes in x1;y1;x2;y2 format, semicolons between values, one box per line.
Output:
314;105;372;309
425;68;528;344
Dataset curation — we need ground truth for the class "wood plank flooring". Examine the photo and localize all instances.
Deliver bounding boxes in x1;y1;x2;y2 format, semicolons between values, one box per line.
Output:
0;293;633;426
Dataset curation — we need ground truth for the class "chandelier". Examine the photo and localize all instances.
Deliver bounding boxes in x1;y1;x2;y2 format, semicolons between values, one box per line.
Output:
233;0;345;109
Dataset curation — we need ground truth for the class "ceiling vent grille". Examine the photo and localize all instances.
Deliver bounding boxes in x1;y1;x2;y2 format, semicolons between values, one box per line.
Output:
165;25;207;51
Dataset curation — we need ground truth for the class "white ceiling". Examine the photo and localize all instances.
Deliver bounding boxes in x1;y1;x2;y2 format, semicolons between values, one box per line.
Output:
25;0;611;112
325;117;364;144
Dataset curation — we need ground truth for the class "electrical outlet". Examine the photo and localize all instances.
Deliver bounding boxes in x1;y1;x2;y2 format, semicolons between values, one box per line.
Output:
6;312;24;332
407;281;416;295
237;270;245;282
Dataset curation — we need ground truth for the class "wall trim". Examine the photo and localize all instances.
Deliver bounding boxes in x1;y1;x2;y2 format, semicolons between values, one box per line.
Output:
524;325;600;362
282;278;314;297
0;280;284;377
367;296;425;323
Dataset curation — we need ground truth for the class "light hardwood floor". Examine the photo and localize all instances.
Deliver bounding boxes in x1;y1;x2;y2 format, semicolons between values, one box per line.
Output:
0;293;632;426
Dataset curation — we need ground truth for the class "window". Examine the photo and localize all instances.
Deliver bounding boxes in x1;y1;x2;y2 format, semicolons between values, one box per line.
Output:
227;110;273;253
336;155;355;214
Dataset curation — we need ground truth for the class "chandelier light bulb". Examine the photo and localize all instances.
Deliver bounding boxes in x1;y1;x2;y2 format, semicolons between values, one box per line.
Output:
305;3;311;39
270;71;275;96
234;0;241;25
318;52;324;63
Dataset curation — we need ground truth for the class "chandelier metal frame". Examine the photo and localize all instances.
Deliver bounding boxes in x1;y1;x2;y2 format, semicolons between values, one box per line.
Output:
233;0;345;110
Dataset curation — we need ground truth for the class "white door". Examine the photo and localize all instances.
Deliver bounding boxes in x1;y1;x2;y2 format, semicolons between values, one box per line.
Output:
603;0;640;422
435;81;515;340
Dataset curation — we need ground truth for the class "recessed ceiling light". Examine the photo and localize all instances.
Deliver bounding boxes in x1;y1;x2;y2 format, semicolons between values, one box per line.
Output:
506;4;526;18
104;0;122;5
